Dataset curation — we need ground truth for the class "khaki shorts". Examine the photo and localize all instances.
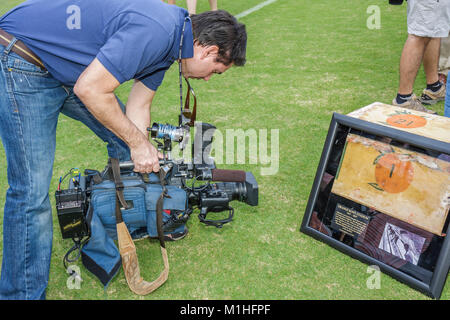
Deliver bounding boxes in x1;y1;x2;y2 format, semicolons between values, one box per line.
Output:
439;34;450;75
407;0;450;38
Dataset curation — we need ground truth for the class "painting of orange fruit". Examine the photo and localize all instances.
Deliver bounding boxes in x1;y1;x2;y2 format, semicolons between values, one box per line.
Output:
373;152;414;193
347;102;449;143
385;114;427;129
331;133;449;236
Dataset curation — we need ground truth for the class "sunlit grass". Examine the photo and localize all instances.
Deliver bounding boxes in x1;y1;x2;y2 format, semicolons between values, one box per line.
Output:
0;0;447;300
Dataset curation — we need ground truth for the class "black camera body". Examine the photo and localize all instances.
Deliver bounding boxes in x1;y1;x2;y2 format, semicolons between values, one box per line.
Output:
55;121;259;240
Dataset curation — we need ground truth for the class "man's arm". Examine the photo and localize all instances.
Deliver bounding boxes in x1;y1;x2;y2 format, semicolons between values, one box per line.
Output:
126;79;155;136
74;58;161;173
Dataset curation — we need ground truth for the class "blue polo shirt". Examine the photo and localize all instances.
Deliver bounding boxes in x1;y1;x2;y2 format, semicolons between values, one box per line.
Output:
0;0;193;90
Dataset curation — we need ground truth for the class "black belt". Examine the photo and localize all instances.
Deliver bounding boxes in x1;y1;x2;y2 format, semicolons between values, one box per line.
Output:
0;28;46;70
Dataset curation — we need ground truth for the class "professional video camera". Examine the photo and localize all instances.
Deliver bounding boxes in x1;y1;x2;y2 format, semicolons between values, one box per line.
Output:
55;121;259;242
54;75;259;294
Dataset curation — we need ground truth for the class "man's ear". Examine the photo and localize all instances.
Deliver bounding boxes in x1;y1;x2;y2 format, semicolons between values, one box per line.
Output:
201;45;219;59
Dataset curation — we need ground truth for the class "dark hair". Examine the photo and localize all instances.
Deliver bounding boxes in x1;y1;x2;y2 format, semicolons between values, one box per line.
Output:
190;10;247;66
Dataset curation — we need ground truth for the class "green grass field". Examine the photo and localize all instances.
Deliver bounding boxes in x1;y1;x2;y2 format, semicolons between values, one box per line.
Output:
0;0;448;300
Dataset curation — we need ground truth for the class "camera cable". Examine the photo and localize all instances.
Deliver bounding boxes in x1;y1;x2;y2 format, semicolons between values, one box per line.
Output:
63;236;89;281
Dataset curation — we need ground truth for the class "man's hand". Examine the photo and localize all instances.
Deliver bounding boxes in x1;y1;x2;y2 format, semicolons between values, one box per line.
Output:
74;58;161;172
131;140;163;173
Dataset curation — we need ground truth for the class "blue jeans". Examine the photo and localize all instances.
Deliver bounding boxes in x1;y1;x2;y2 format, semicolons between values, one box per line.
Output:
0;40;130;299
445;74;450;117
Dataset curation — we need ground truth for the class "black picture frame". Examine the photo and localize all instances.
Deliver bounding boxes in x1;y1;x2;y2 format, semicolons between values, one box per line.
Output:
300;112;450;299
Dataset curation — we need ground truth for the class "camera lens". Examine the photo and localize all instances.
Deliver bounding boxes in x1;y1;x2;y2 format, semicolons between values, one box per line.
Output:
150;123;186;142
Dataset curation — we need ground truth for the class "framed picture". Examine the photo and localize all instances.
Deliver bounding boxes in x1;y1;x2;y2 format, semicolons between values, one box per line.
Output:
300;109;449;299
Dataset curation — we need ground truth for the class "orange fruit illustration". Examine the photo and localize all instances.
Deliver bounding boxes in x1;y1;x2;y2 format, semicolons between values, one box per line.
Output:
386;114;427;129
374;153;414;193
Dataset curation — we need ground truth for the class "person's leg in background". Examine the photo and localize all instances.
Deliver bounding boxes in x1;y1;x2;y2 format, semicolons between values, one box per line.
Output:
419;37;446;105
208;0;218;11
397;35;430;96
0;42;68;300
444;73;450;117
441;0;450;116
393;34;437;113
187;0;218;15
186;0;197;15
438;34;450;84
422;38;441;88
392;0;444;114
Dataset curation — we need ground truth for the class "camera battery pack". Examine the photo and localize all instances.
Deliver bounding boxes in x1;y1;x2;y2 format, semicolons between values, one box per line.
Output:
55;189;88;239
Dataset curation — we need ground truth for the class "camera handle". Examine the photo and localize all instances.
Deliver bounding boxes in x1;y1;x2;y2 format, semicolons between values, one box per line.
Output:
198;205;234;228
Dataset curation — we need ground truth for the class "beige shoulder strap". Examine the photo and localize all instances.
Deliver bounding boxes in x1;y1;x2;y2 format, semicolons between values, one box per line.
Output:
110;158;169;295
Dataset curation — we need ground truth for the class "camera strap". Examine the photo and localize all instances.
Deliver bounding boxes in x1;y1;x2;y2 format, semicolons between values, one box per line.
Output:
183;79;197;126
109;158;169;295
178;18;197;127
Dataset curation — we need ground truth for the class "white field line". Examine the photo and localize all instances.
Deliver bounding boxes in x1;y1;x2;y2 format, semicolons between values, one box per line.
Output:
235;0;278;19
